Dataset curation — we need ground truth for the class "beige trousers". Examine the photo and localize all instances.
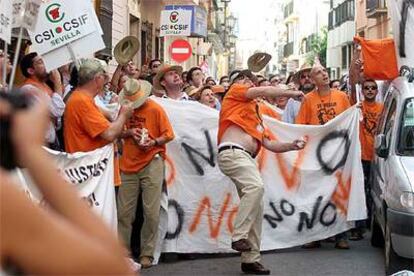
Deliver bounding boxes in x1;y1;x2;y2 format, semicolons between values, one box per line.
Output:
218;148;264;263
117;156;164;259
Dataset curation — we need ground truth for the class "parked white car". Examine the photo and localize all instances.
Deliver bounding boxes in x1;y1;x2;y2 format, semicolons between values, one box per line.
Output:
370;76;414;275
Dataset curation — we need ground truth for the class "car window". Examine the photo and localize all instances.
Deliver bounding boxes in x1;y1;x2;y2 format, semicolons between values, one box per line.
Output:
398;97;414;156
377;88;394;134
383;99;397;150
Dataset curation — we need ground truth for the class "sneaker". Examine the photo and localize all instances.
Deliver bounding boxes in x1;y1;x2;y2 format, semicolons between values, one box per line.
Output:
301;241;321;249
139;256;153;269
335;240;350;249
241;262;271;275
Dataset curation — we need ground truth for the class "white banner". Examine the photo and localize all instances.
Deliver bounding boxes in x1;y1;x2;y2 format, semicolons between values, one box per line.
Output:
0;0;12;43
14;144;117;231
153;99;366;254
160;10;191;37
11;0;41;31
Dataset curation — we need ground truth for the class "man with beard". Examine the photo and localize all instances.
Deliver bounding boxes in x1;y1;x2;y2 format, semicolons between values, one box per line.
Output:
20;52;65;149
282;63;315;123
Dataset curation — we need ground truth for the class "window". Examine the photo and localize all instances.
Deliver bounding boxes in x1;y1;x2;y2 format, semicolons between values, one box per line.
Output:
383;99;397;150
398;98;414;156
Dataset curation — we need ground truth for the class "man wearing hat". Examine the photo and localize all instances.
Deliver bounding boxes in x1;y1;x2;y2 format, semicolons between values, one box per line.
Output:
282;63;315;124
117;78;174;269
110;36;141;92
154;65;189;101
64;59;133;153
217;69;306;275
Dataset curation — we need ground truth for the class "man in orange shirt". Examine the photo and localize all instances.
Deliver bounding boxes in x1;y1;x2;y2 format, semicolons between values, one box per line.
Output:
295;63;351;250
351;79;383;240
20;52;65;149
218;70;306;275
64;59;133;153
117;78;174;269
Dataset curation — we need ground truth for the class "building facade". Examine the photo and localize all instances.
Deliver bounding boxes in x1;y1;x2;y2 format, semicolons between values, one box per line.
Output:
106;0;231;78
326;0;355;80
281;0;330;75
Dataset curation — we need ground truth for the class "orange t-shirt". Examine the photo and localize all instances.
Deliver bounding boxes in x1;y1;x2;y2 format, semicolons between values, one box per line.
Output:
22;77;53;96
295;89;351;125
64;90;111;153
360;101;383;161
120;99;174;173
258;101;282;121
218;84;268;149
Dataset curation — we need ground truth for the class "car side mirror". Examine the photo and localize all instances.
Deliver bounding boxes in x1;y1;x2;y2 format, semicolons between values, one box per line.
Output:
375;134;389;158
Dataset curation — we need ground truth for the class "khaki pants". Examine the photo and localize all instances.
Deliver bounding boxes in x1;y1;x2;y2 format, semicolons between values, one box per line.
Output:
218;148;264;263
117;156;164;259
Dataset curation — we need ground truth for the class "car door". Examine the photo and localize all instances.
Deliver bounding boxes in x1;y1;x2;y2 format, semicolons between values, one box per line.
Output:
372;92;398;226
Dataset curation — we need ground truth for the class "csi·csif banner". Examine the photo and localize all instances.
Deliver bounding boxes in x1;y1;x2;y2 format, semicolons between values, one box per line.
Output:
15;144;117;232
153;99;366;255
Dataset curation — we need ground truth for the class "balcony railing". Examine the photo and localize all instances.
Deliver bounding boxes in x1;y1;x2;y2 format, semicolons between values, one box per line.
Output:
366;0;387;18
328;0;355;30
284;41;294;57
284;1;294;19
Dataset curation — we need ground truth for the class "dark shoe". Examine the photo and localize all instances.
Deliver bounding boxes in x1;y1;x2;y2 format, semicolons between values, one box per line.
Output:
349;231;364;241
335;240;350;249
177;253;197;260
301;241;321;249
241;262;270;275
324;236;336;243
232;239;251;252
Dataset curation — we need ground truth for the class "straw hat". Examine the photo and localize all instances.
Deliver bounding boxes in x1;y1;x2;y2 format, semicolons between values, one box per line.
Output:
153;65;183;90
247;52;272;72
119;78;152;109
184;85;199;97
292;62;312;84
113;36;140;65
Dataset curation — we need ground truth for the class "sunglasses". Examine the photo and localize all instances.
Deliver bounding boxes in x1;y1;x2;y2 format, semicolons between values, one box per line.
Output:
300;74;311;79
364;85;377;90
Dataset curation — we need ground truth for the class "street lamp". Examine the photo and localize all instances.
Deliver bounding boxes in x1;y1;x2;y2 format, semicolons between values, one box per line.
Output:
227;14;236;31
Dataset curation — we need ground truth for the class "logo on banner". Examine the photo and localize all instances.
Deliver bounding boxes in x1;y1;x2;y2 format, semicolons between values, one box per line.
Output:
160;9;191;37
170;11;179;23
46;3;65;23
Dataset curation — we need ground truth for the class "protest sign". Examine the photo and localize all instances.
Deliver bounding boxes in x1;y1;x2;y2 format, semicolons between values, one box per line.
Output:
0;0;13;44
28;0;97;55
160;9;192;37
151;99;365;256
12;0;41;31
28;0;105;71
15;144;117;231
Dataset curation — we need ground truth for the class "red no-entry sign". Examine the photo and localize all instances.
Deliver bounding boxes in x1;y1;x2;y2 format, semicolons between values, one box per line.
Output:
169;39;192;63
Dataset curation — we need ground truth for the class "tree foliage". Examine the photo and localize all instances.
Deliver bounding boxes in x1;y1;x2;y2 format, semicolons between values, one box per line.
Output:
306;27;328;67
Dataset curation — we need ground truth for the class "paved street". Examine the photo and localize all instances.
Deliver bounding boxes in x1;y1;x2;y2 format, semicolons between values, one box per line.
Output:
143;235;385;276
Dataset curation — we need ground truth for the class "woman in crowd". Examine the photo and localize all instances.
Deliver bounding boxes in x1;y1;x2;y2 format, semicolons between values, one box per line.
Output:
193;85;218;109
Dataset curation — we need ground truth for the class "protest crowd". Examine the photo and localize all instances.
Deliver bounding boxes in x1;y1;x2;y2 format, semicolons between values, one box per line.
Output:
0;1;413;275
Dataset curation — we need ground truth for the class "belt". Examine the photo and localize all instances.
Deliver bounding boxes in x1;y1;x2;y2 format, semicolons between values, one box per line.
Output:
218;145;255;158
